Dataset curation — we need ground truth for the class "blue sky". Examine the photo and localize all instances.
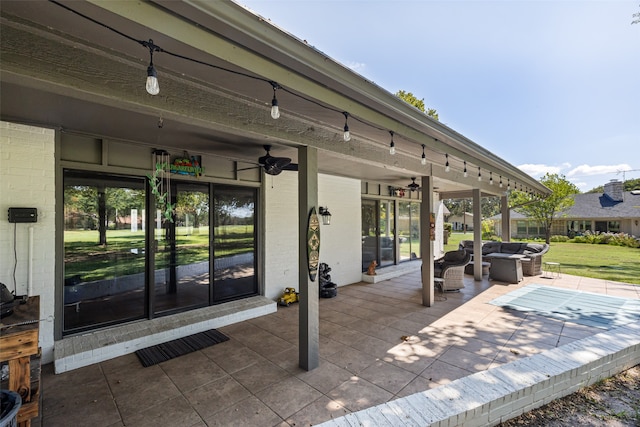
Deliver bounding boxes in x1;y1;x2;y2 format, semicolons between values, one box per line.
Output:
238;0;639;191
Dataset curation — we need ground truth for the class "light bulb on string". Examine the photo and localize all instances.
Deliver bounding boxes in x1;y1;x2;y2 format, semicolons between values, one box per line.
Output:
445;154;450;172
489;172;494;185
389;131;396;155
478;167;482;182
342;112;351;141
499;176;503;188
270;82;280;119
145;39;159;95
463;161;468;178
421;144;427;165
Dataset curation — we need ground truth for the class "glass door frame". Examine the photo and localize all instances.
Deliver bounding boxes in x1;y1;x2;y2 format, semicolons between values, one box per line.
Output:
361;198;398;271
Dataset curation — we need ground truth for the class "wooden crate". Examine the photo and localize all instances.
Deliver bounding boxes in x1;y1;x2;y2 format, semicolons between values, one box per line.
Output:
1;296;40;427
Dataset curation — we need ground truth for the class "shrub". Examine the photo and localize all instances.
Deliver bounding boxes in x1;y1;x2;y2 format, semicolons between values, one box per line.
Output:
571;231;640;248
550;235;569;242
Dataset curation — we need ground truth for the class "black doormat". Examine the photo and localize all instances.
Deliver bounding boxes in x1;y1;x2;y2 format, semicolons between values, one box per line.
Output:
135;329;229;367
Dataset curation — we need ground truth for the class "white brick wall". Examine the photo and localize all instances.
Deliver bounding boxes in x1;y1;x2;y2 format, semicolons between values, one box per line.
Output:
0;121;56;363
264;172;362;300
318;323;640;427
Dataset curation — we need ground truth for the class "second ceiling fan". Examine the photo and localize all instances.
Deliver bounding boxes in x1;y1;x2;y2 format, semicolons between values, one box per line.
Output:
239;145;299;176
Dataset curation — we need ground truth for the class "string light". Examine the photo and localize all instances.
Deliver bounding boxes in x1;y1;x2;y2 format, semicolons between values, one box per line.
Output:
49;0;543;198
144;39;160;95
489;172;493;185
507;179;511;190
342;112;351;142
389;131;396;155
270;82;280;119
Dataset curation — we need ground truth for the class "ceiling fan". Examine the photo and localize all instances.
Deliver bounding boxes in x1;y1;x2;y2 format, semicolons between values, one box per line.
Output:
238;145;298;176
407;177;420;192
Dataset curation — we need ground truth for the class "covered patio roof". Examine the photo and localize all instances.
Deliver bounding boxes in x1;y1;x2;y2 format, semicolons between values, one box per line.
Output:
0;0;549;197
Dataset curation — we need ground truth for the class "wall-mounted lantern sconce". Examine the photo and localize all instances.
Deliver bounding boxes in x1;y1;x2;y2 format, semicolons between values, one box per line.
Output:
319;207;332;225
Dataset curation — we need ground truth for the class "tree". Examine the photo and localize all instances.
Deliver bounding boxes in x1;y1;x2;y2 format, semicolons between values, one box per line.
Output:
633;4;640;24
510;173;580;244
443;196;501;220
395;90;439;121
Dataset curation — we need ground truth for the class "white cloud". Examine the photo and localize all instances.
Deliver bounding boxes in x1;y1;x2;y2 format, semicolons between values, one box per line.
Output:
346;61;367;73
566;164;633;177
517;163;571;177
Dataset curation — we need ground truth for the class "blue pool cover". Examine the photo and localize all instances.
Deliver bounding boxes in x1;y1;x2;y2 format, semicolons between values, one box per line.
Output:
489;284;640;329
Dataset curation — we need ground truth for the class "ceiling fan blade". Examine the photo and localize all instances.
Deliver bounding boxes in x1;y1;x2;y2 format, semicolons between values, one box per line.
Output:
263;157;291;175
282;163;298;171
236;166;260;172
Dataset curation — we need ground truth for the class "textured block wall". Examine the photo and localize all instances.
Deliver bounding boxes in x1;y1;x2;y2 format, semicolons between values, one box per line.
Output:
264;172;362;301
0;121;56;363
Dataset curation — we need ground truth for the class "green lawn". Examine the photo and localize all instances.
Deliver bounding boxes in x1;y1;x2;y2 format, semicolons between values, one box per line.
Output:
445;232;640;285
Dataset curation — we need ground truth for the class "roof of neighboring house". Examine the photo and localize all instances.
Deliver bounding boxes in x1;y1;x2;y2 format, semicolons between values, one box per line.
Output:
491;191;640;220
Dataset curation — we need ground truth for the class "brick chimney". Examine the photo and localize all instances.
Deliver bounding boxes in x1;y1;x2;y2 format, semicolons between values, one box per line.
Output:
604;179;624;202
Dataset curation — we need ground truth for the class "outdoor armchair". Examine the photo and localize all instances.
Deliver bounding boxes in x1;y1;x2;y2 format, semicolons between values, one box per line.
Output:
433;249;471;291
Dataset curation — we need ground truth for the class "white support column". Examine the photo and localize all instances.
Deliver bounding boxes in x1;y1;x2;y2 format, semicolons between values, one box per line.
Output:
472;189;482;281
298;146;319;371
420;176;434;306
501;195;510;242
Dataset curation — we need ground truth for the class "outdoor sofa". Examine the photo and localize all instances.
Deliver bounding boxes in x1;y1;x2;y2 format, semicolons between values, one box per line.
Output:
459;240;549;276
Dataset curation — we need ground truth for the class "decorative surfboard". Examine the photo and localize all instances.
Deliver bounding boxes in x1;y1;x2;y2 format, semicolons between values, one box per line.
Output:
307;207;320;281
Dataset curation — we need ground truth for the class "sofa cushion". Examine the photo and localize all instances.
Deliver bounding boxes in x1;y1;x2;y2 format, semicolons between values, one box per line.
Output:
500;242;526;254
459;240;475;254
443;250;468;263
522;243;547;255
482;241;502;255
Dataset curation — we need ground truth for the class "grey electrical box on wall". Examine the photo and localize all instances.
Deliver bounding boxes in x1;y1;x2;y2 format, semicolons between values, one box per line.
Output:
8;207;38;223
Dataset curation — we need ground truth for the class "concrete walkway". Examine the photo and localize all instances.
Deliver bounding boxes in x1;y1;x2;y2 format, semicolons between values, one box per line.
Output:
38;271;640;426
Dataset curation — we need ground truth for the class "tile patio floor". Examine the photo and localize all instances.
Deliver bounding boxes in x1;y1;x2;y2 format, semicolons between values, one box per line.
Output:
37;271;640;427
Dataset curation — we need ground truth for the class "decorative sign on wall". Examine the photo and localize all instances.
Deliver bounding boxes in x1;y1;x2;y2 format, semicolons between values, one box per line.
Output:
307;207;320;281
170;154;204;177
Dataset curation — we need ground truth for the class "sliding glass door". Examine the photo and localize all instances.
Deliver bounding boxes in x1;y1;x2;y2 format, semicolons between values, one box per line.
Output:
398;201;420;261
63;172;147;332
154;182;210;315
63;170;258;335
361;199;396;271
213;186;257;301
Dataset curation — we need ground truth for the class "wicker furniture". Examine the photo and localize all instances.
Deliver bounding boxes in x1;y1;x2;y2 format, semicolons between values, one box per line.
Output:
484;253;525;283
459;241;549;276
433;250;471;291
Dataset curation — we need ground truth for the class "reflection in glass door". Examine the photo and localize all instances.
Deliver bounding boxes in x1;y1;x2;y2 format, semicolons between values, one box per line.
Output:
213;186;257;301
154;183;210;315
361;199;396;270
398;202;420;262
361;200;378;271
379;200;395;267
63;173;147;333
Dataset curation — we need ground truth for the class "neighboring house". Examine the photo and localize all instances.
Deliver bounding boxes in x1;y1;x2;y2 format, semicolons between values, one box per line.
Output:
492;180;640;239
447;212;474;231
